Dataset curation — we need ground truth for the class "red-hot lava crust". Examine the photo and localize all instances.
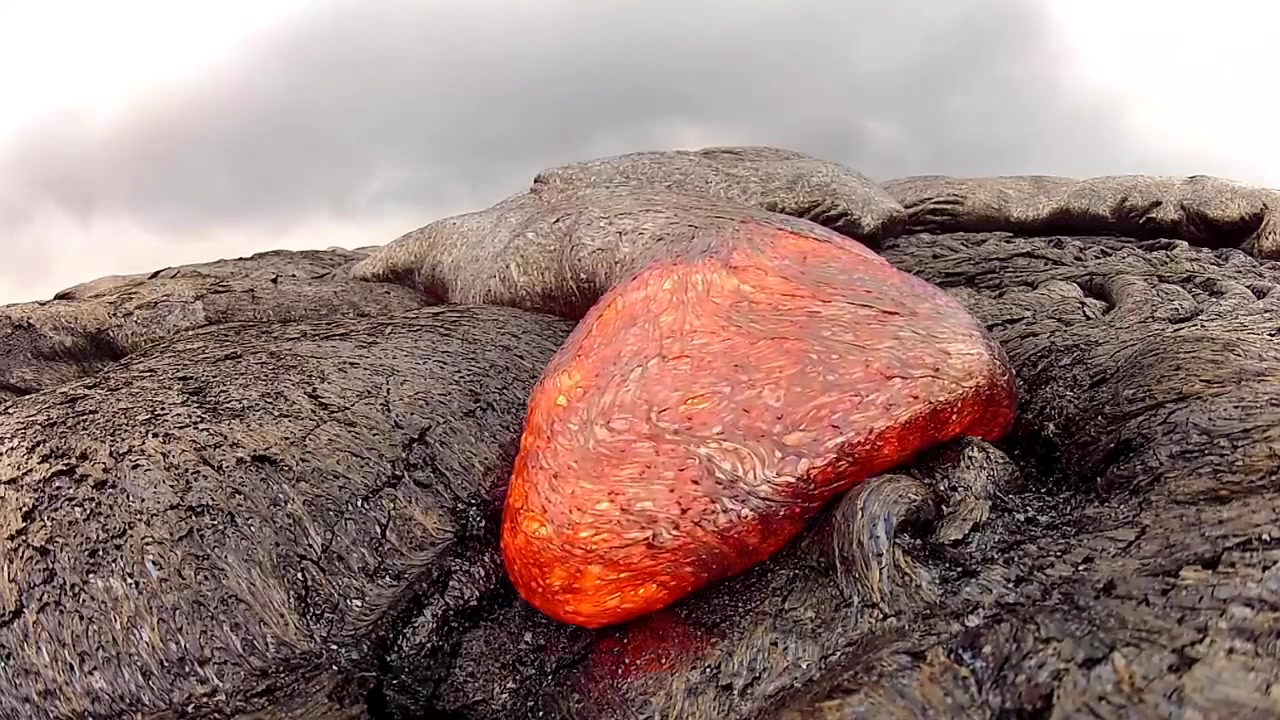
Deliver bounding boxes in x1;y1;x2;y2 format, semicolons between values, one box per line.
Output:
501;221;1017;628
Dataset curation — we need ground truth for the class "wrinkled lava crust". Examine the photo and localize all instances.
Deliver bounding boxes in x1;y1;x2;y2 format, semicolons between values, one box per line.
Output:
502;221;1016;628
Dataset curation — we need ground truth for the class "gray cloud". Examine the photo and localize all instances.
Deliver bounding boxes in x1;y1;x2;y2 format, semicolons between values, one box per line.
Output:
0;0;1231;281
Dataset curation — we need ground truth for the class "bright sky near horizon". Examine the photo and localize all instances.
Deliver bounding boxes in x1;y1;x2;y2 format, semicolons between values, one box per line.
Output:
0;0;1276;304
1047;0;1280;188
0;1;307;138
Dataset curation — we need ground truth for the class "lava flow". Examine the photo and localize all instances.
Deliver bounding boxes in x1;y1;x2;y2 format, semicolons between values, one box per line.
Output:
501;220;1017;629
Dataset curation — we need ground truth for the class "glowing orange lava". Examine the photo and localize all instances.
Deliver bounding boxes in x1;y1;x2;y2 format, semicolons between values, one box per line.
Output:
501;221;1016;628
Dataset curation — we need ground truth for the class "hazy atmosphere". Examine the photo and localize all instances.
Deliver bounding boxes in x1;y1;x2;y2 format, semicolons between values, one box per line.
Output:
1;0;1276;304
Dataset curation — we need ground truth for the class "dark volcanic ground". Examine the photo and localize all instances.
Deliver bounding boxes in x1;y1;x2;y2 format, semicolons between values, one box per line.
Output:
2;148;1279;720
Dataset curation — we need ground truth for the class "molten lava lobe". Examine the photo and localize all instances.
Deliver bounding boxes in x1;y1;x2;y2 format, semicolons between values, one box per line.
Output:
501;222;1017;629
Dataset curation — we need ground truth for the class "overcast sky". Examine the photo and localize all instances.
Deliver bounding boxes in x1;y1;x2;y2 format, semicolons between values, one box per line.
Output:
0;0;1276;304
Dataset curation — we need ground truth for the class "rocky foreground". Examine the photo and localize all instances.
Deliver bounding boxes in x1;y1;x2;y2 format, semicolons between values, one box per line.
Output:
2;147;1279;719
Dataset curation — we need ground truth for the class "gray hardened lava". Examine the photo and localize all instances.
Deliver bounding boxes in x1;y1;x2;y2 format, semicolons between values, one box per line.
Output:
3;147;1279;719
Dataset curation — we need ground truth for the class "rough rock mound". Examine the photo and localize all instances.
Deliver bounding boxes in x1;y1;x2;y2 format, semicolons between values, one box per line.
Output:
354;188;881;317
0;249;424;402
348;146;910;310
531;145;908;242
351;159;1280;325
50;246;382;301
0;306;572;720
883;173;1280;258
